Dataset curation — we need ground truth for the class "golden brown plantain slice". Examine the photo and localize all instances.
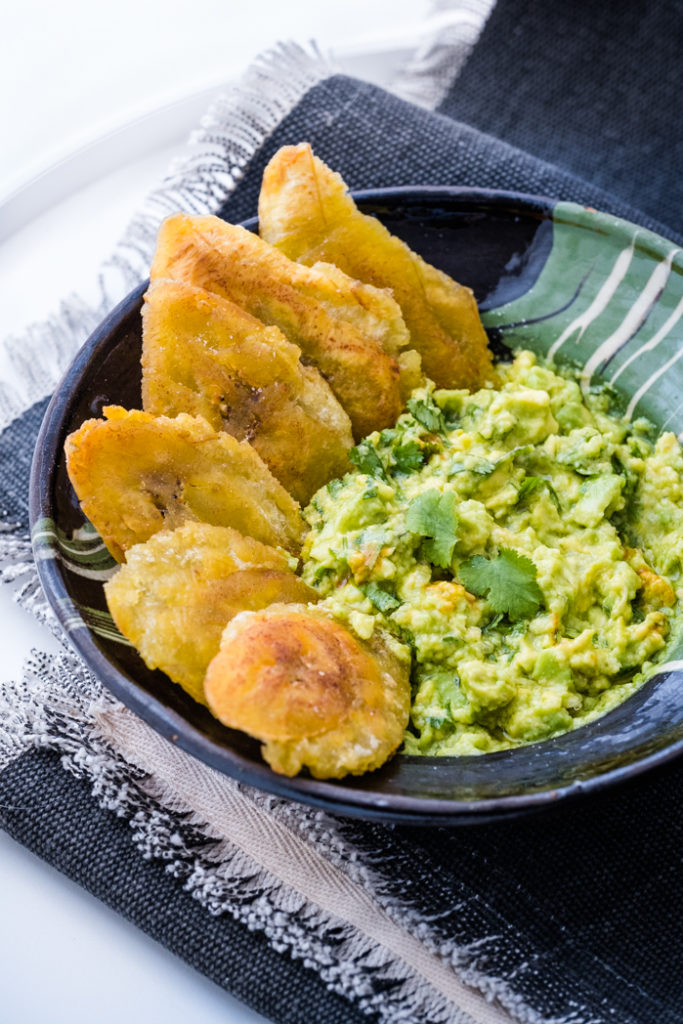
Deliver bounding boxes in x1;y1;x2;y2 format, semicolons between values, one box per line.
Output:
65;407;304;561
204;603;411;778
105;523;316;704
150;213;409;439
258;142;496;391
142;279;353;504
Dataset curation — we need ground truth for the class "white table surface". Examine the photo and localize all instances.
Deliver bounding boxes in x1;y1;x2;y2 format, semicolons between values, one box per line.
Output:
0;4;432;1021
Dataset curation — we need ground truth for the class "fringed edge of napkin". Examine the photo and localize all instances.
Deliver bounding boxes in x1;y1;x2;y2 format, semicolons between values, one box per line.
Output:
391;0;493;109
0;41;333;438
0;644;543;1024
0;0;501;432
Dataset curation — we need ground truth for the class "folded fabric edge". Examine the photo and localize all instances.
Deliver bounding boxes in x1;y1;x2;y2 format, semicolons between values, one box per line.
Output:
96;702;523;1024
8;612;633;1024
0;645;516;1024
391;0;494;110
0;744;376;1024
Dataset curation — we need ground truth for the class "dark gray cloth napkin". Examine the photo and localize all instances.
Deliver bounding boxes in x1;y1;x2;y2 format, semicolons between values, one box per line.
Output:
2;5;683;1024
439;0;683;236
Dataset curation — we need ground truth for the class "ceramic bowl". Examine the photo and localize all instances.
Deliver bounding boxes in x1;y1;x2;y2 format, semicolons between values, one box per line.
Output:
29;188;683;825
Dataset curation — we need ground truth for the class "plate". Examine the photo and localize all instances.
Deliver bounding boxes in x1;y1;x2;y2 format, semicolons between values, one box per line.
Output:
29;188;683;825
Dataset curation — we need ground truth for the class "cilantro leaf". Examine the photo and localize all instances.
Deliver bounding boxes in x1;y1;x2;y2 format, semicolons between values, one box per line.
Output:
459;547;542;621
517;475;561;509
482;611;504;632
448;449;533;480
407;396;447;435
312;564;336;585
471;459;498;476
499;444;534;465
363;582;402;614
424;715;453;733
393;441;424;473
475;446;535;478
405;489;459;569
543;482;561;509
611;453;639;510
517;476;544;501
349;440;388;481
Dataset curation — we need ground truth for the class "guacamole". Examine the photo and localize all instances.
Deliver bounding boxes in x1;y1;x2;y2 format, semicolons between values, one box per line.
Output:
301;351;683;755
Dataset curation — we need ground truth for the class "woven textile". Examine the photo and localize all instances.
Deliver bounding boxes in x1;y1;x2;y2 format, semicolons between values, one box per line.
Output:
439;0;683;234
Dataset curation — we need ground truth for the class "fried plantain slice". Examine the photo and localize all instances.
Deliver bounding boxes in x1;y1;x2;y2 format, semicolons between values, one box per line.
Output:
150;213;409;439
258;142;496;391
204;603;411;778
65;407;304;561
105;523;316;704
142;279;353;504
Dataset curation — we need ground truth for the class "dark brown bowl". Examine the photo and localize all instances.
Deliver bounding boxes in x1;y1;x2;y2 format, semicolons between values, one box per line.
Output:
29;188;683;825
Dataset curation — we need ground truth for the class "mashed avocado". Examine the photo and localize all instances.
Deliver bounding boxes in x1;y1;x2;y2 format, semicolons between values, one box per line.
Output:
301;351;683;755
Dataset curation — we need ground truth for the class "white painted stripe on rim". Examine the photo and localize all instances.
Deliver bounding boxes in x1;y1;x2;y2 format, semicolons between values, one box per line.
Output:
547;240;635;360
611;294;683;386
626;341;683;419
580;248;679;391
649;659;683;675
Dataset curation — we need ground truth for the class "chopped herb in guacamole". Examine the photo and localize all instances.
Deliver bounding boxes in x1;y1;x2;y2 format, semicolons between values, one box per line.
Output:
302;350;683;756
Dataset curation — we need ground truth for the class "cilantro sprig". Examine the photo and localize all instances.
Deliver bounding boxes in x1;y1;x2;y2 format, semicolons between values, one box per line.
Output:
349;439;388;481
392;440;424;473
405;489;459;569
363;582;402;614
459;547;542;621
517;475;561;509
406;395;447;435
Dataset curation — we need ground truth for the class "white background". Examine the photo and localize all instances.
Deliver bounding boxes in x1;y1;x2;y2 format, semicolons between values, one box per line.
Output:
0;3;431;1022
